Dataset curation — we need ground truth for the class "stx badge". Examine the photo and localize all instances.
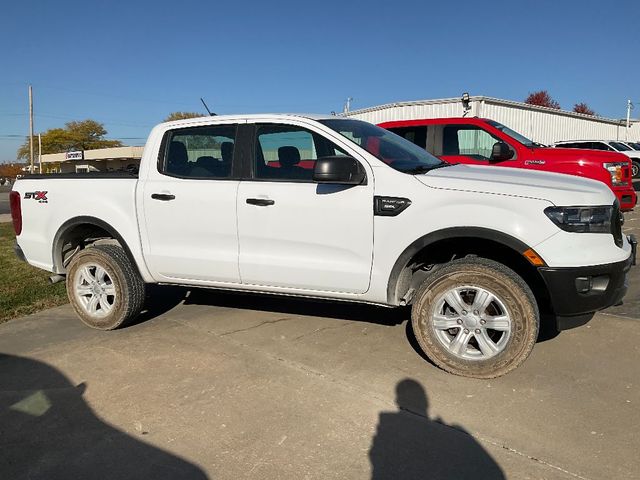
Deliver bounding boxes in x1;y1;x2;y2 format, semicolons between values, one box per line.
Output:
24;191;48;203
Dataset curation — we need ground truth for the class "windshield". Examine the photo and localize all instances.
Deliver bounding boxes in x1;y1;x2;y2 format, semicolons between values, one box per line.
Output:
610;141;632;151
485;120;538;147
319;119;446;173
629;142;640;151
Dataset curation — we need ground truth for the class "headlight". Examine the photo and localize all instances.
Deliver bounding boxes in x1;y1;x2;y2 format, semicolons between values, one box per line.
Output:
603;162;627;186
544;206;613;233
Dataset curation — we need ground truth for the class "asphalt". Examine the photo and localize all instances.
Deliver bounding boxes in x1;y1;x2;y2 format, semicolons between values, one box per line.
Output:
1;189;640;479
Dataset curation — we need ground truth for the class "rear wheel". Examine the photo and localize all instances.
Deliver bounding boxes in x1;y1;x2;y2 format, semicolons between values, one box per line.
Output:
66;244;145;330
632;161;640;179
411;258;539;378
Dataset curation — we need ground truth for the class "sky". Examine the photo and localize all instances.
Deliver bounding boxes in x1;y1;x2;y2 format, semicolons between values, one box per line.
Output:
1;0;639;162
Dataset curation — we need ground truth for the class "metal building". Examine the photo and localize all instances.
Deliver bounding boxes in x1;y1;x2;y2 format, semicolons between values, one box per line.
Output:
344;96;640;145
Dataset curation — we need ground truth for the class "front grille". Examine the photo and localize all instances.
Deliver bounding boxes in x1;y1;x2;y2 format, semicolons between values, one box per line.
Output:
612;200;623;247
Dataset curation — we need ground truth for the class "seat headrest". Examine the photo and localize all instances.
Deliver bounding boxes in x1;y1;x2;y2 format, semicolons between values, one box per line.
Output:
168;141;189;168
278;146;301;168
220;142;233;163
196;156;216;166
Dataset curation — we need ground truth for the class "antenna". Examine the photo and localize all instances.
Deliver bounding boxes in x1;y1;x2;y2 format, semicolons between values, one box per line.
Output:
200;97;216;116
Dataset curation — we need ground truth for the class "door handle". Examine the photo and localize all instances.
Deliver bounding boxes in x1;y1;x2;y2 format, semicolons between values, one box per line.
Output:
151;193;176;201
246;198;275;206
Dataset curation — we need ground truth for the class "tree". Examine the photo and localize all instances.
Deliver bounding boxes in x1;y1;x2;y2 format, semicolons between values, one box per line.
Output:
16;120;122;160
524;91;561;110
573;103;596;116
0;163;24;179
163;112;203;122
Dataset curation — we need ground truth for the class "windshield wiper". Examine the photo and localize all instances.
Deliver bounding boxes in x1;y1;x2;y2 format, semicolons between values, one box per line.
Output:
403;163;450;174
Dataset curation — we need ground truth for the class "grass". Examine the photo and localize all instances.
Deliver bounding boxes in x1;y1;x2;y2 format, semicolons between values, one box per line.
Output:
0;222;68;323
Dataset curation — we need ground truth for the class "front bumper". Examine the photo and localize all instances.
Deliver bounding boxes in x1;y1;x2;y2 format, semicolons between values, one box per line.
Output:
538;235;636;329
613;186;637;211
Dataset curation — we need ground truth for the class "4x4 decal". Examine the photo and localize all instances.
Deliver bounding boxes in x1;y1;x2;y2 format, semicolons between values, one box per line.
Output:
24;191;48;203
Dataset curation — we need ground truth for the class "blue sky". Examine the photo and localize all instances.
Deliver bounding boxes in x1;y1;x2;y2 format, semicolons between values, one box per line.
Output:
1;0;638;162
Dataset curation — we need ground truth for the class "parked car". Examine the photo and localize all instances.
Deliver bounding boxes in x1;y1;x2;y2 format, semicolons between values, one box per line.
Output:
379;118;636;211
625;141;640;151
554;140;640;179
10;114;636;378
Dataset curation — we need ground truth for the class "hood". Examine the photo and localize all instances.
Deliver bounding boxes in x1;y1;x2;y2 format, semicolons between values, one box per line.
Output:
535;147;633;163
416;164;615;206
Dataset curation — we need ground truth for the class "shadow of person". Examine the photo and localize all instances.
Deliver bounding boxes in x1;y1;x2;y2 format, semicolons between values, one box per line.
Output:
0;353;207;480
369;379;505;480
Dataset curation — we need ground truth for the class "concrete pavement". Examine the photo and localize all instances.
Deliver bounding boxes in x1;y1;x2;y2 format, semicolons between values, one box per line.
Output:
1;287;639;479
0;186;10;216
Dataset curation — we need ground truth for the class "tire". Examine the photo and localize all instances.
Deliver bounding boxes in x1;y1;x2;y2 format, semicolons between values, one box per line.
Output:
632;161;640;179
411;257;539;379
66;244;146;330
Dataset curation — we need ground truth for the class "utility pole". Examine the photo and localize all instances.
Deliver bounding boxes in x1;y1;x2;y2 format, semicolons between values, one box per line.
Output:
626;99;633;141
29;85;34;174
38;134;42;173
343;97;353;114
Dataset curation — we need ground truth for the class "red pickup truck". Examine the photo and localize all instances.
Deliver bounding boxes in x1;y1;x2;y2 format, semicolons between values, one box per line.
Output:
380;117;637;211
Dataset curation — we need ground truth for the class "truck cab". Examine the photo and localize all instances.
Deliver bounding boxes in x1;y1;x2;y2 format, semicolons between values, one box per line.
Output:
380;117;637;211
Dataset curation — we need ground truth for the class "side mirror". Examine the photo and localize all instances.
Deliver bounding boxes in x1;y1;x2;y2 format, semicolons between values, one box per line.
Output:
490;142;514;162
313;156;366;185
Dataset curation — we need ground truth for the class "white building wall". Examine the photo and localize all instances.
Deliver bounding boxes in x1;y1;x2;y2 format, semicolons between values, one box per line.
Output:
345;97;640;145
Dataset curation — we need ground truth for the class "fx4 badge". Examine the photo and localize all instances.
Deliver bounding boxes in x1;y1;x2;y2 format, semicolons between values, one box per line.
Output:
24;191;48;203
524;160;546;165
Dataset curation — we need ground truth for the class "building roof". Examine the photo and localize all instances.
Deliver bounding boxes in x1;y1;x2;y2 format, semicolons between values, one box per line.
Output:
344;95;637;127
41;146;144;163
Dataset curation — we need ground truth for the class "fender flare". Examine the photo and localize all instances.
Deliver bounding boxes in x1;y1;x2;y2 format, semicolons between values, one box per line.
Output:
52;216;139;275
386;226;535;304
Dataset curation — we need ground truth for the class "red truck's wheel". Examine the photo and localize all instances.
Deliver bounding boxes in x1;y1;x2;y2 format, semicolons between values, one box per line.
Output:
411;258;539;378
66;245;145;330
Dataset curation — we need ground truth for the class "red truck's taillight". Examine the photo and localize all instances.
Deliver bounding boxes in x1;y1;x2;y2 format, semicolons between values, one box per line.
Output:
9;191;22;236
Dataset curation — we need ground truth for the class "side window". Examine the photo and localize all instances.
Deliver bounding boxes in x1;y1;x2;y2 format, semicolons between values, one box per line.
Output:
254;124;348;181
578;142;594;149
443;126;512;161
163;125;236;178
388;126;428;149
590;142;611;151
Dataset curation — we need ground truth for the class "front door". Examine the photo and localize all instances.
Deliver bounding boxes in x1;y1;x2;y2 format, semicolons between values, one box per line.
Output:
141;122;242;284
434;124;516;166
236;122;374;294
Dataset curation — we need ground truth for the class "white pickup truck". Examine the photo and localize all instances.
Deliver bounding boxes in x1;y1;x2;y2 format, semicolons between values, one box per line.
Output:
10;114;636;378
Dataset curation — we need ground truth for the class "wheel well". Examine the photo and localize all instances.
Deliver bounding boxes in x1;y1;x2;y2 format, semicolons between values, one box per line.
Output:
52;218;133;274
389;236;552;315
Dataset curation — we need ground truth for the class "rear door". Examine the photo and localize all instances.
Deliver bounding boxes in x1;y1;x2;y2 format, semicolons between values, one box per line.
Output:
236;121;374;293
141;121;242;284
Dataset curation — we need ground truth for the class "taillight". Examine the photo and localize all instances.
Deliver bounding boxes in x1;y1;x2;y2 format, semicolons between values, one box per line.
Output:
9;191;22;235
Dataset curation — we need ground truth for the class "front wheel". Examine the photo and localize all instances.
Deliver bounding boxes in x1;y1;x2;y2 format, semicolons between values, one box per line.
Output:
632;161;640;179
411;258;539;378
66;244;146;330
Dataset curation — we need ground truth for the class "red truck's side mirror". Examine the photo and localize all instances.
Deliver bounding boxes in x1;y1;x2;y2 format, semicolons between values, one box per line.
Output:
490;142;514;162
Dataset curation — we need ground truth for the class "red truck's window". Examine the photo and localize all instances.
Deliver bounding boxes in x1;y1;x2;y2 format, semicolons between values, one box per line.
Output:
388;126;427;149
443;125;514;161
